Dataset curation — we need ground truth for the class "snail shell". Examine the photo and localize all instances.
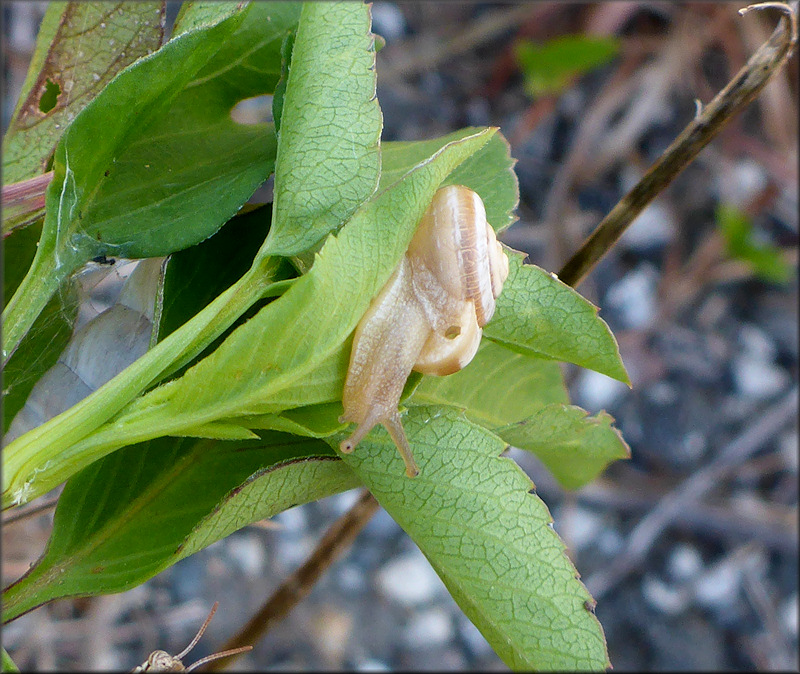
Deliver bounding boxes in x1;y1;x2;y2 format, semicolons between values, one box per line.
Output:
339;185;509;477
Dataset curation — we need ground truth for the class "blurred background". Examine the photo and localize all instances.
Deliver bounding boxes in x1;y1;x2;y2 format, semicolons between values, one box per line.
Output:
3;1;798;670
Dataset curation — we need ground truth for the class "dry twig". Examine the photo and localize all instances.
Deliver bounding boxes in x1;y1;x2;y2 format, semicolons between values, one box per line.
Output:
202;490;380;672
558;1;798;287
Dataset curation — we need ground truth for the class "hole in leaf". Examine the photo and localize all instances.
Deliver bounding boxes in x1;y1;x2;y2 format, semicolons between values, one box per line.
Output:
230;94;273;125
39;78;61;113
444;325;461;339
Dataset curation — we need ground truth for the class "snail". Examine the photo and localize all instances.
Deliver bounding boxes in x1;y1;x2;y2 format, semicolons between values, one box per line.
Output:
339;185;510;477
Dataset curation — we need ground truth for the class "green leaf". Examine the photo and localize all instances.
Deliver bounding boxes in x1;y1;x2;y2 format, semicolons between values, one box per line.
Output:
1;128;496;507
499;405;629;490
413;341;628;489
262;1;383;256
271;30;296;134
2;224;77;433
2;647;19;673
171;1;245;36
2;2;299;365
1;432;357;624
335;407;609;670
110;129;496;428
413;340;569;424
157;205;274;341
515;34;620;97
380;127;519;232
485;254;630;384
238;402;347;438
716;203;792;284
2;2;165;185
64;2;294;260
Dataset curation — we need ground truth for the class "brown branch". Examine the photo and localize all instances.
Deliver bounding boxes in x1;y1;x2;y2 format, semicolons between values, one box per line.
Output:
558;1;798;288
200;490;380;672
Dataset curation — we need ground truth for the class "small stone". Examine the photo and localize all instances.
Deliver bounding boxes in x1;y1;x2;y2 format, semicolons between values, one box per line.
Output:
780;593;798;638
642;574;689;615
732;353;789;400
554;506;604;552
325;488;362;516
620;200;675;251
403;608;454;647
647;381;679;405
310;605;352;667
273;504;308;533
604;265;659;329
355;659;392;672
738;323;777;361
370;2;406;42
714;158;768;208
575;369;629;411
376;550;445;606
667;543;704;582
679;431;707;463
274;536;315;571
226;534;265;578
693;557;744;610
596;528;624;556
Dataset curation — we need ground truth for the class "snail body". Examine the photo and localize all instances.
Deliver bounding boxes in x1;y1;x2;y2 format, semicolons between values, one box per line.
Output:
339;185;509;477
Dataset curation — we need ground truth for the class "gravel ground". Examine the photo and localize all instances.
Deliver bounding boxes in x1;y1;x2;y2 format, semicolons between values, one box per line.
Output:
3;2;798;671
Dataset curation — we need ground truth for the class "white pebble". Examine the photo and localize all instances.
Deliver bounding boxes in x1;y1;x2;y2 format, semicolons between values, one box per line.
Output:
226;534;265;577
642;574;689;615
403;608;454;647
694;560;743;609
555;506;604;551
337;562;367;593
273;504;308;533
326;488;362;516
780;594;798;637
668;543;704;582
620;200;675;251
739;324;777;361
370;3;406;42
575;369;629;411
376;550;445;606
596;528;624;556
714;158;768;209
732;354;788;400
604;264;659;329
355;659;392;672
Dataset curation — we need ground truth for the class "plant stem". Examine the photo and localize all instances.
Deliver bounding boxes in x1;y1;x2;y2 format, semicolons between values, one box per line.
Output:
1;172;54;237
1;233;79;367
1;258;281;509
557;1;797;288
202;490;380;672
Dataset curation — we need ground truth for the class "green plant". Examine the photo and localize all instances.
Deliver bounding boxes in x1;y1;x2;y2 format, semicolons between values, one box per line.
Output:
3;1;794;670
716;203;792;283
515;34;620;98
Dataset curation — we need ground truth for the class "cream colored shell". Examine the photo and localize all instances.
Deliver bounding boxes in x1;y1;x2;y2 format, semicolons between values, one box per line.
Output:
339;185;509;477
